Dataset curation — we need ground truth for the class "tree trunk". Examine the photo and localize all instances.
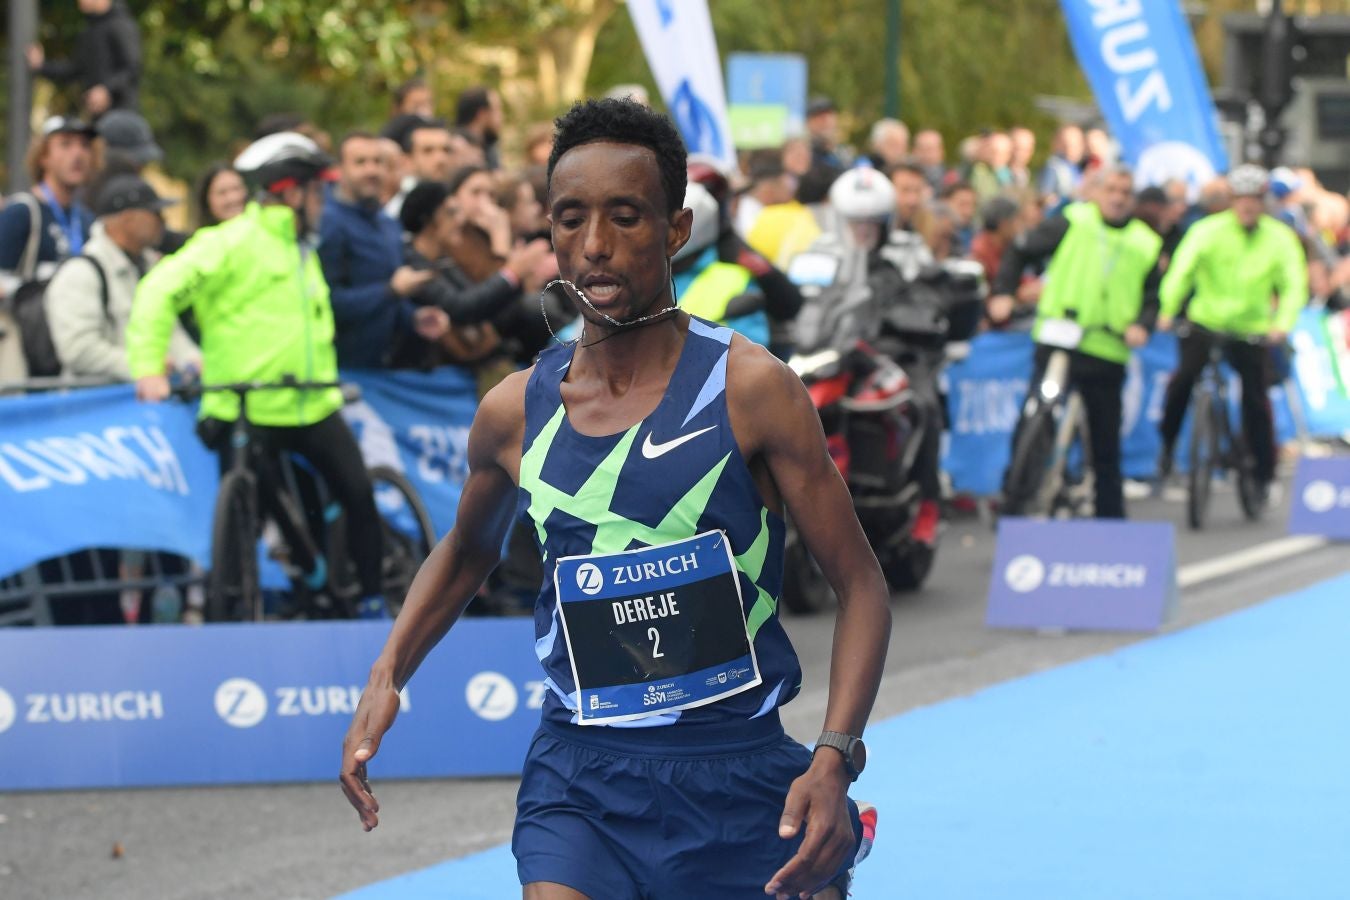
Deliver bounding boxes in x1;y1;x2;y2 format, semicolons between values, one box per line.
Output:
539;0;618;106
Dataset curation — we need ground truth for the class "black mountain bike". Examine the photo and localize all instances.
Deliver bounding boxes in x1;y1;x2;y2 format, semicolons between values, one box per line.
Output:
1180;325;1268;531
1001;318;1101;519
177;377;436;622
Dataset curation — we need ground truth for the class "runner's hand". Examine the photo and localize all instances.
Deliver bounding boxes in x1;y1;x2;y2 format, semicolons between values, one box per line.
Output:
135;374;170;403
340;684;401;831
765;754;855;899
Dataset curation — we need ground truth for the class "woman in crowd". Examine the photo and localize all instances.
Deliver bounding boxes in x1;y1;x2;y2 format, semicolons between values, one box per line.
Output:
192;163;247;230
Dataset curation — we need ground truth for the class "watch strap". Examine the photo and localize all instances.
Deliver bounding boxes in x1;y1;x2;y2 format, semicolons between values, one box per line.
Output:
814;730;861;781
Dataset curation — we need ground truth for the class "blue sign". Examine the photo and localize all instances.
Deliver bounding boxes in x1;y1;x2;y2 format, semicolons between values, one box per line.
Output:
1060;0;1229;187
1288;456;1350;539
0;385;218;578
988;519;1177;632
340;366;479;539
0;617;541;790
553;532;760;724
727;53;808;136
942;331;1034;496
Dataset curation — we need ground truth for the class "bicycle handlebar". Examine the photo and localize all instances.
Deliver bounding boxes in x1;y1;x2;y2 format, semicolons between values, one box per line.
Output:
170;375;360;403
1173;321;1271;348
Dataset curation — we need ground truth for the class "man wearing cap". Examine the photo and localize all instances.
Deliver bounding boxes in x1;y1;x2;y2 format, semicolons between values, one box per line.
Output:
27;0;141;118
45;175;197;379
90;109;189;254
0;116;97;379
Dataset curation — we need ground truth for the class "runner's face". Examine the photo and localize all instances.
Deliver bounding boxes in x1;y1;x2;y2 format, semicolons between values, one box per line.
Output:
549;142;691;325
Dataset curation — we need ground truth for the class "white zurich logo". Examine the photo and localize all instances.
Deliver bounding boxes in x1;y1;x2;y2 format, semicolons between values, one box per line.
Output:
0;687;15;735
1303;480;1339;514
466;672;518;721
1005;554;1047;594
575;563;604;596
214;678;268;728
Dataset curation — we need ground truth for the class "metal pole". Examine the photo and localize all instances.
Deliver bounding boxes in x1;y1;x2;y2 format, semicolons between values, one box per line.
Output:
7;0;38;193
884;0;901;120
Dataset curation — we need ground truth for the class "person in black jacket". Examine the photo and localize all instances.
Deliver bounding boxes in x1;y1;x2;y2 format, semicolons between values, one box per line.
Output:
28;0;142;118
398;181;552;346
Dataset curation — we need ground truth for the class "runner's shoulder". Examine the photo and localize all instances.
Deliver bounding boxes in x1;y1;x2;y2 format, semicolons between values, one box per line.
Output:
471;367;530;459
724;334;810;442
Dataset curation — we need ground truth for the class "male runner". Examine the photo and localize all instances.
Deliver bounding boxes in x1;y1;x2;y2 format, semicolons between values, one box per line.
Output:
340;99;892;899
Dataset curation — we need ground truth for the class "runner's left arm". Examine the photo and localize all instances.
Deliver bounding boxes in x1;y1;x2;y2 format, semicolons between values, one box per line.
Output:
728;341;891;898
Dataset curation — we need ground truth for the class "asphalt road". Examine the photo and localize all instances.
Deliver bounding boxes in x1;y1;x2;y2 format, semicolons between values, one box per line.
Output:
3;484;1345;900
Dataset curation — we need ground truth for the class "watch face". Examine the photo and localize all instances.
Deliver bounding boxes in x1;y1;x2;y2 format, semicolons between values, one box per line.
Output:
850;739;867;775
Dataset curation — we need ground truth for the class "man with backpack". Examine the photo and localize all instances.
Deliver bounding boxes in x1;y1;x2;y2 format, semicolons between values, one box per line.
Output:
45;174;198;379
0;116;97;380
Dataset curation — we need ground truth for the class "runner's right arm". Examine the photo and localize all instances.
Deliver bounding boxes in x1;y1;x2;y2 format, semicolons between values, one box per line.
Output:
340;369;527;831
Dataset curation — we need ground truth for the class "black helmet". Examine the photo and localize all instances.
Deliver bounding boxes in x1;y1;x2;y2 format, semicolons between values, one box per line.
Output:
234;131;335;194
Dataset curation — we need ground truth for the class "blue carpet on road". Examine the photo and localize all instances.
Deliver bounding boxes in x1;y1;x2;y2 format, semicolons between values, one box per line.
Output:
335;572;1350;899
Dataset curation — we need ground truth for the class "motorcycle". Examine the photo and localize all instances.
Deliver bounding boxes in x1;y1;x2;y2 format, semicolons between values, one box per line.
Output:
781;232;984;612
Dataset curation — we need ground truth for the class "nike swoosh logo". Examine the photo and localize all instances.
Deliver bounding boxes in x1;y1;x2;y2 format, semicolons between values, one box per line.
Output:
641;425;718;459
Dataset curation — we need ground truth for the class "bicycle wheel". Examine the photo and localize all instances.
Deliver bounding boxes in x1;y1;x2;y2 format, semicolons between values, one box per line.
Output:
207;470;261;622
1187;392;1216;531
369;465;437;616
1003;403;1057;517
1232;426;1265;521
781;517;835;614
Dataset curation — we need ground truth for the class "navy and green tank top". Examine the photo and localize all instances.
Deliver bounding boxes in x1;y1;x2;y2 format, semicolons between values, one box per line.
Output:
519;316;801;731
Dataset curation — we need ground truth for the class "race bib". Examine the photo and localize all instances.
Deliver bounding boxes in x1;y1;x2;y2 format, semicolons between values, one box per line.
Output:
1039;318;1084;350
553;531;762;725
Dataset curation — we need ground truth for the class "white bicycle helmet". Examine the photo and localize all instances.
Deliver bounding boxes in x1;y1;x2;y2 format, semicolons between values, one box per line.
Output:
828;165;897;223
1227;163;1269;198
673;182;721;263
234;131;335;193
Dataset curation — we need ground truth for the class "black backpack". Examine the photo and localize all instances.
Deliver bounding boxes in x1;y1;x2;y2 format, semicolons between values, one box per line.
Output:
9;193;111;377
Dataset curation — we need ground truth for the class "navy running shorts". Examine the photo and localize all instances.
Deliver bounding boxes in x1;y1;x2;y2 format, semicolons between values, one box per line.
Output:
512;712;863;899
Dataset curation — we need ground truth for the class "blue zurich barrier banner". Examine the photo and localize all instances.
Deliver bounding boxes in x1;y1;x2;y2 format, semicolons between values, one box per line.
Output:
1060;0;1228;189
988;518;1177;632
0;617;541;790
1288;456;1350;539
340;366;479;539
0;385;218;578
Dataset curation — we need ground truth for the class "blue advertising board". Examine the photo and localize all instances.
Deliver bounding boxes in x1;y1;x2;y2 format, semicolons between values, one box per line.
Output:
0;617;541;790
1288;455;1350;540
726;52;809;136
988;518;1177;632
0;385;218;577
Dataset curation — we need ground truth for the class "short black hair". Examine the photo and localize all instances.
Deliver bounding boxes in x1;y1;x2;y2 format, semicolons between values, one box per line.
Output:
401;180;452;235
940;180;975;199
337;129;378;161
547;98;687;216
455;86;492;127
796;162;843;205
885;160;927;182
405;118;451;154
254;112;305;140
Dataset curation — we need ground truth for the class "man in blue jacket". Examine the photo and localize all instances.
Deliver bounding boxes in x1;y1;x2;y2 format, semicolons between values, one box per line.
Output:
318;130;448;368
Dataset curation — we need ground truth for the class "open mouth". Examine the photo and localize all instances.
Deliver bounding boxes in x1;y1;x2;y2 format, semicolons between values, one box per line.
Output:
580;277;623;304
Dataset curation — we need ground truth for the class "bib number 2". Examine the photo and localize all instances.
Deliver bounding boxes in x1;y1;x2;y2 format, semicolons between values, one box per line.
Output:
648;626;664;658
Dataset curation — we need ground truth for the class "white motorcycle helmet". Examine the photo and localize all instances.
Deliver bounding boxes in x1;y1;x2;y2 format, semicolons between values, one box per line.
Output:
828;165;896;250
673;181;721;264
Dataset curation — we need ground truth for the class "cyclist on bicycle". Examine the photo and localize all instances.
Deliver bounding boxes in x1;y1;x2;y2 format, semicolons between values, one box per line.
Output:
126;132;388;618
1156;163;1309;501
990;164;1165;518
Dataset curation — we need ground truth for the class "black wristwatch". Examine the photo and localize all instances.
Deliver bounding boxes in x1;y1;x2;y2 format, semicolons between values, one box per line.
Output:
813;731;867;782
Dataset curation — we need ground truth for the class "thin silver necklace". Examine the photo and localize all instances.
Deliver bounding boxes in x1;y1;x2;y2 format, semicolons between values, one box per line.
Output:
539;259;680;348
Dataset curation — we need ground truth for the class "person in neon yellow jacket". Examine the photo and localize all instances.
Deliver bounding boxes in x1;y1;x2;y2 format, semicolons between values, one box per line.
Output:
126;132;390;619
1156;164;1309;494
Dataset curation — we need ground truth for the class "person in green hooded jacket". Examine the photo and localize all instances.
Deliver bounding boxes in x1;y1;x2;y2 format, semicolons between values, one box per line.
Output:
1156;164;1308;499
126;132;389;618
989;164;1165;519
